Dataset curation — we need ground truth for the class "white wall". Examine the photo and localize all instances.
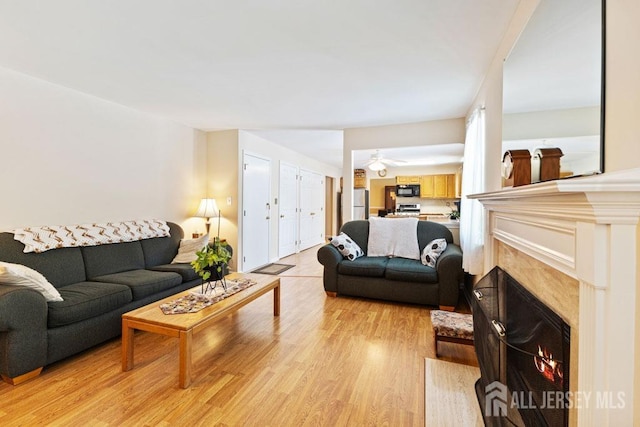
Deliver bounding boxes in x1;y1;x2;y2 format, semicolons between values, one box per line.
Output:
0;66;207;236
343;118;465;221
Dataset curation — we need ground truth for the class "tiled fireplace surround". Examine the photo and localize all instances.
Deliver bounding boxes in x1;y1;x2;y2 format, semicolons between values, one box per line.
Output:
470;168;640;426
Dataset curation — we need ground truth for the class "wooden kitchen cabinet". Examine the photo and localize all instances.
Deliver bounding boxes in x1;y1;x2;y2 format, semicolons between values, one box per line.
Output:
396;176;421;185
420;175;435;197
420;174;457;199
454;168;462;198
446;174;456;198
433;175;448;198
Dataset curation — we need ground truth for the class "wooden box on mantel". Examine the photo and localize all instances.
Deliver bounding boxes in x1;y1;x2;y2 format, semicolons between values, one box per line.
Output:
534;148;563;182
354;169;366;188
502;149;531;187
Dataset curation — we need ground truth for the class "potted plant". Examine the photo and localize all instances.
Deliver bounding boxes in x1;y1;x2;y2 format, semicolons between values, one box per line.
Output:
191;237;232;283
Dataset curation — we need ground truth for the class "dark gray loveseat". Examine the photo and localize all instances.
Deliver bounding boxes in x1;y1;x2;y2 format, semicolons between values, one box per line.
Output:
0;222;202;384
317;220;463;309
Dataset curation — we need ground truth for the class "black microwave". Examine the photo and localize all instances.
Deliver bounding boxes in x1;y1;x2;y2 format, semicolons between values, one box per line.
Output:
396;184;420;197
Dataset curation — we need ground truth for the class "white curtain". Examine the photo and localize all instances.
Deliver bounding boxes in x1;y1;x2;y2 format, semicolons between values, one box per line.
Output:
460;108;486;275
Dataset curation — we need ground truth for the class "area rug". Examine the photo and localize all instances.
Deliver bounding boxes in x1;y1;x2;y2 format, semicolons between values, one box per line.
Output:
252;263;295;275
425;358;482;426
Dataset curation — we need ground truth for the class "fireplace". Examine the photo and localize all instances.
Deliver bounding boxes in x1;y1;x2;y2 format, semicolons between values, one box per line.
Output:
468;169;640;425
473;266;570;426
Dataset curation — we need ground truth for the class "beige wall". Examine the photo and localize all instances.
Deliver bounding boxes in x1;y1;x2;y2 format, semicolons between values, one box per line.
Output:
206;130;240;270
0;66;207;237
369;178;395;213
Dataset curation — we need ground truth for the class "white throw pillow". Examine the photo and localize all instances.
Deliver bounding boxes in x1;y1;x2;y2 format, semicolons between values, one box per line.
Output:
330;232;364;261
171;234;209;263
0;261;63;302
421;238;448;268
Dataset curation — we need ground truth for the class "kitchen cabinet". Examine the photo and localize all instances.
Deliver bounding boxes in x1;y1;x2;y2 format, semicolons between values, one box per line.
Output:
420;174;457;199
454;168;462;198
420;175;435;197
447;174;456;198
396;175;421;185
433;175;448;198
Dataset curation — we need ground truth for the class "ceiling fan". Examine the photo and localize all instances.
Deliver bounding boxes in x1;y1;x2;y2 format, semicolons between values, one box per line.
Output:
364;150;406;172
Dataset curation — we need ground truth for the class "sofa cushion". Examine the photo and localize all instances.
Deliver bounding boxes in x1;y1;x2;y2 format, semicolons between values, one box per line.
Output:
338;256;388;277
330;232;364;261
172;234;209;264
150;264;199;282
91;269;182;300
48;282;133;327
385;257;438;283
0;232;86;287
0;261;63;302
140;222;183;267
421;238;448;268
82;241;146;278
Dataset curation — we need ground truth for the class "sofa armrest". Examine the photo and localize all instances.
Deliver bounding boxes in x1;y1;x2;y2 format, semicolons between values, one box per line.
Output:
0;285;48;379
317;244;343;293
435;244;463;307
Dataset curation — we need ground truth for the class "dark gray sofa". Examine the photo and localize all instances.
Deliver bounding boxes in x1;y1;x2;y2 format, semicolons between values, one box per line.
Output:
317;220;463;309
0;221;203;384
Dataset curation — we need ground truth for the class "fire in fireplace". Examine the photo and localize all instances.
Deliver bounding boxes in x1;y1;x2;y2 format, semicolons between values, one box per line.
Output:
534;345;563;387
472;266;570;427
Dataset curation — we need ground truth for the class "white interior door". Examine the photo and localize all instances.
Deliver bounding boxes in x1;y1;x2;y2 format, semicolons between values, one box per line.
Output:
299;169;325;250
242;153;271;271
278;162;298;258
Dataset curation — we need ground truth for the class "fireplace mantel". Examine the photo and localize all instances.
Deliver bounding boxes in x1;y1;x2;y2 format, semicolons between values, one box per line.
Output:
469;168;640;426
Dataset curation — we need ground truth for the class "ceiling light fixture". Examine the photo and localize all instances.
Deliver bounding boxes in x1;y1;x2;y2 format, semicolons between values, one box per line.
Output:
368;160;386;171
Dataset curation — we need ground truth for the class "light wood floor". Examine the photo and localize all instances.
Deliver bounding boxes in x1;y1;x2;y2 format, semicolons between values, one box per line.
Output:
0;245;477;426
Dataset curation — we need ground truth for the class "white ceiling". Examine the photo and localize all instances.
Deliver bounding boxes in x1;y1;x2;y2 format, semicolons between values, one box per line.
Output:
0;1;520;168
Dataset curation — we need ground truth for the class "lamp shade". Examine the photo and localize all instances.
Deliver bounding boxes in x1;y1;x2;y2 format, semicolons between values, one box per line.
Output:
195;198;219;218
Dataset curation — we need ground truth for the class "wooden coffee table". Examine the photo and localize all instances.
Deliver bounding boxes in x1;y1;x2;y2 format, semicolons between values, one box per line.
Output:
121;272;280;388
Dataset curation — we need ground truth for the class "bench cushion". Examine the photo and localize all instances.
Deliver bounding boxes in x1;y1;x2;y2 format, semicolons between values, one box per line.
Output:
338;256;388;277
430;310;474;340
49;282;132;327
385;257;438;283
91;270;182;300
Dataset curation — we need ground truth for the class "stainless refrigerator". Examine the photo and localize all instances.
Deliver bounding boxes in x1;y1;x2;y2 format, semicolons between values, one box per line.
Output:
353;188;369;220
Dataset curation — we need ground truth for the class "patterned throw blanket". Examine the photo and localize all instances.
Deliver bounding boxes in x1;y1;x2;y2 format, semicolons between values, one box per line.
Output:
13;219;170;253
159;278;258;315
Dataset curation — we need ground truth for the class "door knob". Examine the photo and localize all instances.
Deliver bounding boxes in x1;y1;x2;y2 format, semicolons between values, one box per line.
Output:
280;215;285;218
266;216;270;220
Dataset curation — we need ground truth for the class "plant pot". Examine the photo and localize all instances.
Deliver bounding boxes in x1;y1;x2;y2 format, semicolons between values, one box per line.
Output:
205;262;228;281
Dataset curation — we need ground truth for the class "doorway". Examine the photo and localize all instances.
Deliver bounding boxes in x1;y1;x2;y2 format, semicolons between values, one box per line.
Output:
242;152;271;271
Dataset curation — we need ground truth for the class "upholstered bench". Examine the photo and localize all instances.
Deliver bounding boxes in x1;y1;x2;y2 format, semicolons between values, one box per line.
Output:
430;310;474;356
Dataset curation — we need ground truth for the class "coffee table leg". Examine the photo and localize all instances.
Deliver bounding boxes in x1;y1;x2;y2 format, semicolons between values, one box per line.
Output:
274;282;280;316
122;320;134;371
179;329;192;388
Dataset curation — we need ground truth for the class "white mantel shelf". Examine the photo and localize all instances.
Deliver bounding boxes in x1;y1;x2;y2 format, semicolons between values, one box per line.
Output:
469;168;640;427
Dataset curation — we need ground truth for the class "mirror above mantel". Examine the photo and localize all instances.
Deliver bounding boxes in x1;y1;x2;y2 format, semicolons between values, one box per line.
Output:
502;0;604;184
